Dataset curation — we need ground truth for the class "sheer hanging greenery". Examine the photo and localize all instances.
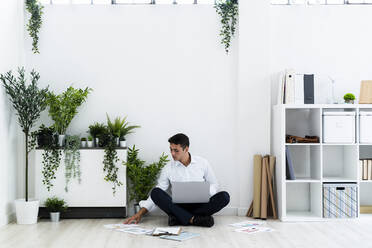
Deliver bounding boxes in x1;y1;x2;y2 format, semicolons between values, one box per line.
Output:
102;130;121;195
64;135;81;192
41;136;62;191
25;0;44;54
215;0;239;54
46;86;92;135
125;145;169;203
0;68;49;201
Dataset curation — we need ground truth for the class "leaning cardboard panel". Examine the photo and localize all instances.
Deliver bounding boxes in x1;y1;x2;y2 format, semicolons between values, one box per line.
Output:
359;81;372;104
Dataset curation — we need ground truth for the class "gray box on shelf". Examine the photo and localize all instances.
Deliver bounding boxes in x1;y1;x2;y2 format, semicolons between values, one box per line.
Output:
323;183;358;218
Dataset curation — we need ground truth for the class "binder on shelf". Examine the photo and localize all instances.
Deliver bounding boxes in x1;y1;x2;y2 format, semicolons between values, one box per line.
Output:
368;160;372;180
294;74;305;105
363;160;368;180
360;160;363;180
304;74;314;104
285;147;296;180
284;69;295;104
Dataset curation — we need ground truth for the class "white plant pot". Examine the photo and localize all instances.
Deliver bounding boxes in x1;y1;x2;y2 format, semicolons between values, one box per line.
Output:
81;141;87;148
50;212;60;222
120;140;126;147
87;141;93;148
95;138;99;147
15;199;39;225
116;137;120;147
58;135;66;147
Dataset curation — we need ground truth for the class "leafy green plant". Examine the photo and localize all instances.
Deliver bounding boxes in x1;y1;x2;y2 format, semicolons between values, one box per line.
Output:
106;114;140;140
46;86;92;135
26;0;44;54
64;135;81;192
34;124;56;148
81;137;87;141
88;122;106;139
125;145;169;203
0;68;49;201
215;0;239;53
44;197;68;213
102;131;121;195
88;135;93;141
344;93;356;101
41;136;62;191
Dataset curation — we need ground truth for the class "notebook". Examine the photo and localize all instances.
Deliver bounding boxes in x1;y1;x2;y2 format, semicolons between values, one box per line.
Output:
151;227;182;236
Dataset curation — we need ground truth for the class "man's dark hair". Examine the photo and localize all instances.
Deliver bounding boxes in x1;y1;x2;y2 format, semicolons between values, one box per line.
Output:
168;133;190;150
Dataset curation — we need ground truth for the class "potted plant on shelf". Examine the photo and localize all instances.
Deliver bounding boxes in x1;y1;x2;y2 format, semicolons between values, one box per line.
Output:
119;136;126;148
125;145;169;214
107;114;140;147
34;124;56;148
46;86;92;147
80;137;87;148
1;68;49;224
88;122;106;147
344;93;356;104
87;135;93;148
44;197;68;222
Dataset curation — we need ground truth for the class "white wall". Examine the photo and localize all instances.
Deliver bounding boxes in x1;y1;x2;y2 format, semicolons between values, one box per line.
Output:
25;5;241;211
0;0;24;226
270;5;372;103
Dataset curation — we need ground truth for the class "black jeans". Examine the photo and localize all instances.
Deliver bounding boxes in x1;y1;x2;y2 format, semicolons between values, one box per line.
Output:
150;187;230;225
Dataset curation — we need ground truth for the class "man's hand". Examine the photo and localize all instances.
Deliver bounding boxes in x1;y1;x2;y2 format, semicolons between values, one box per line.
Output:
123;207;148;224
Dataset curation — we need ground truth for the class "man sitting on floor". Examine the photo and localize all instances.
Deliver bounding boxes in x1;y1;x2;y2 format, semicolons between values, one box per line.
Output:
124;133;230;227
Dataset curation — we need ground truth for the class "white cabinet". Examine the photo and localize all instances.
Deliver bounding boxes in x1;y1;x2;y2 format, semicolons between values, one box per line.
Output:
33;149;127;208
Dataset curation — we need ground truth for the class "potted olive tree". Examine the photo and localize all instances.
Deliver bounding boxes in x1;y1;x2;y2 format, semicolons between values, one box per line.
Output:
44;197;68;222
0;68;49;224
46;86;91;147
125;145;169;214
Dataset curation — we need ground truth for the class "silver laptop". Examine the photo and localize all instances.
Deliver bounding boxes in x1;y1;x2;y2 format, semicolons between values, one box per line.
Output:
172;181;210;204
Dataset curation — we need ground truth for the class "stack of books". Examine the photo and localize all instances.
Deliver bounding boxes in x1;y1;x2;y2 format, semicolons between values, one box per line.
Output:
360;159;372;180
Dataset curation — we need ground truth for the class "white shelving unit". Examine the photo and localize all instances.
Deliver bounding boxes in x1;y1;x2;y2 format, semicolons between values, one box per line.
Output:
272;104;372;221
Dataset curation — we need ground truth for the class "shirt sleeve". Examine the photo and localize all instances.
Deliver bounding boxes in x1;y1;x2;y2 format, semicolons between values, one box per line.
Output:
204;160;219;196
139;164;170;212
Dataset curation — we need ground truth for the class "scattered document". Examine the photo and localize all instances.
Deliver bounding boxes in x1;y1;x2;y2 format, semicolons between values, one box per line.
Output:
152;227;182;236
104;224;138;229
159;231;200;242
229;221;264;228
235;226;274;234
116;227;153;235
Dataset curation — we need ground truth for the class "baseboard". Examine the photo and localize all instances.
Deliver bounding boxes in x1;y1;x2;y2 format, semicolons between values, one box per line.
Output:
38;207;127;219
237;207;249;217
0;212;16;227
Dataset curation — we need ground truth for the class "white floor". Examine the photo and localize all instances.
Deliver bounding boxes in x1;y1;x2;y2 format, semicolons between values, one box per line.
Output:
1;216;372;248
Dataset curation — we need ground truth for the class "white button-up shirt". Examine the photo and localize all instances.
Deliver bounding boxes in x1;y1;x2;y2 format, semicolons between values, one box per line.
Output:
139;153;219;212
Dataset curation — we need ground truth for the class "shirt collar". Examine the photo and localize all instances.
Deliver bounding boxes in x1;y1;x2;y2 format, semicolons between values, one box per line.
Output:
176;152;195;166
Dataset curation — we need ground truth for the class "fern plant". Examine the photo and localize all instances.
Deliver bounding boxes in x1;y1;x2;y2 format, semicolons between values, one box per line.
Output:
215;0;239;54
106;114;140;139
125;145;169;203
25;0;44;54
64;135;81;192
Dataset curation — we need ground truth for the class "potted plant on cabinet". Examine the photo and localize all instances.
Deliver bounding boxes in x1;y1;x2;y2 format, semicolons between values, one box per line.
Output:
80;137;87;148
107;114;140;147
44;197;68;222
46;86;92;147
34;124;56;148
0;68;49;224
87;135;93;148
125;145;169;214
88;122;106;147
344;93;356;104
119;136;126;148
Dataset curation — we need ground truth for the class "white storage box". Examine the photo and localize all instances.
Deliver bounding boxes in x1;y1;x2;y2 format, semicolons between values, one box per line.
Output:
360;111;372;143
323;112;355;143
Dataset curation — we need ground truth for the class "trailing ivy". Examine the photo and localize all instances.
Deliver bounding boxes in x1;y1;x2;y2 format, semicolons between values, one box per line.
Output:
64;135;81;192
102;132;122;195
25;0;44;54
41;139;62;191
215;0;239;54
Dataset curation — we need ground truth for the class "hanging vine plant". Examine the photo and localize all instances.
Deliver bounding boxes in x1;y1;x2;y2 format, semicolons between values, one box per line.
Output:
25;0;44;54
40;132;62;191
214;0;239;54
64;135;81;192
101;130;122;195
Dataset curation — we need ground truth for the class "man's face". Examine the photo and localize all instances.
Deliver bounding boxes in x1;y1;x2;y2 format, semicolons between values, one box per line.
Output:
169;143;188;161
